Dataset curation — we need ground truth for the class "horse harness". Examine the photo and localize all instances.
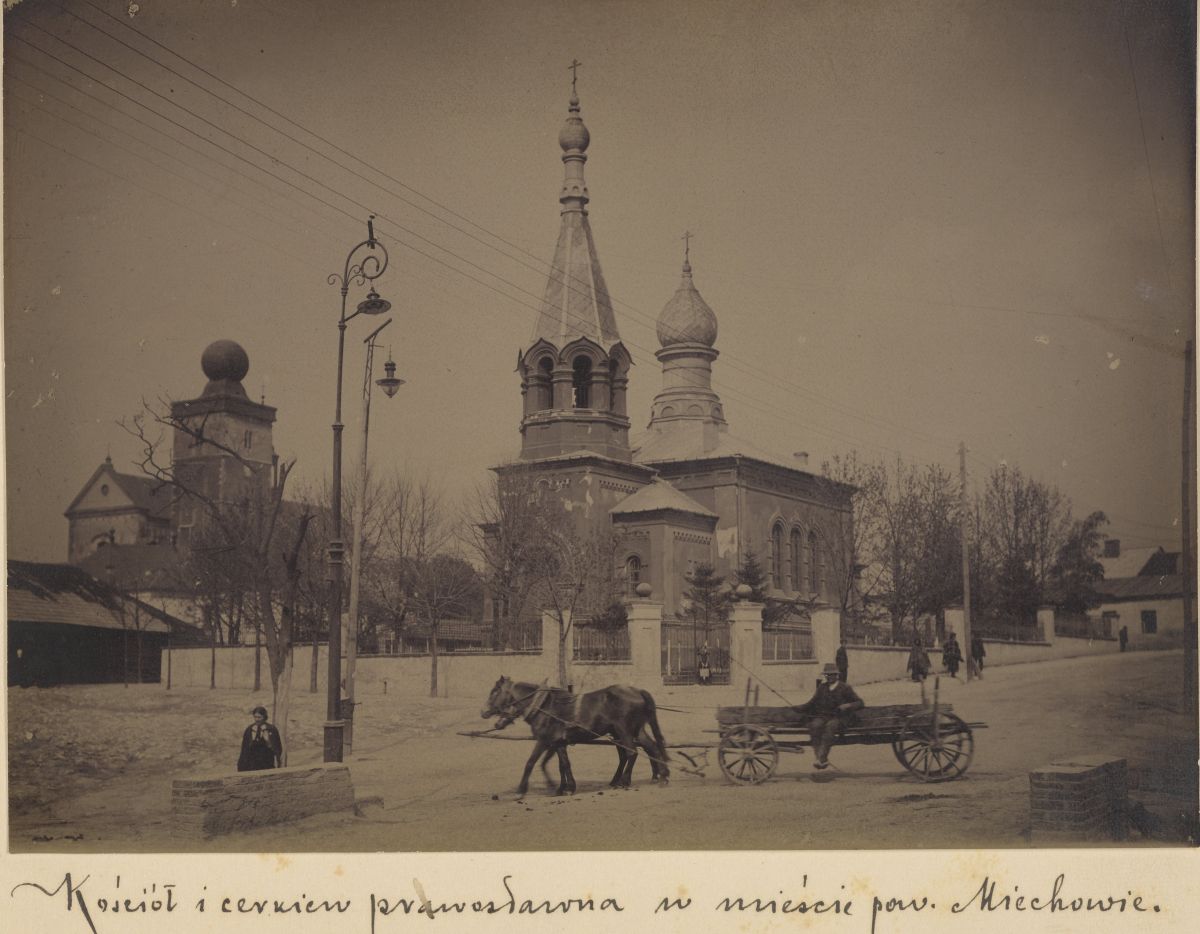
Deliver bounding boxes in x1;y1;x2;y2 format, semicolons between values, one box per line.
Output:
493;682;671;772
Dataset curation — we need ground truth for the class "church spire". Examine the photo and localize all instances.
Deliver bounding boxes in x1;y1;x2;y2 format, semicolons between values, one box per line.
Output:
517;70;631;462
530;71;620;347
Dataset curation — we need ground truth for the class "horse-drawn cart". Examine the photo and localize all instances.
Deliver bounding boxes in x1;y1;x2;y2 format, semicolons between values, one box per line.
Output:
712;680;984;784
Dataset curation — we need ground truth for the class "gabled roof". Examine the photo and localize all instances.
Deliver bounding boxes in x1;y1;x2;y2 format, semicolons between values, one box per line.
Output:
1098;545;1160;580
64;460;173;520
77;543;183;591
1139;549;1180;576
611;479;717;518
7;560;171;633
1097;574;1187;602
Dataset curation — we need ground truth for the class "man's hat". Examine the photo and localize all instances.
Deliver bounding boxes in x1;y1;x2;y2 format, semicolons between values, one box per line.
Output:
821;662;840;675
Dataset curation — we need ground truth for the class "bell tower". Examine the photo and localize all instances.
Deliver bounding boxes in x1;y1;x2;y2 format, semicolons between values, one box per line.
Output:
517;78;632;461
169;340;276;543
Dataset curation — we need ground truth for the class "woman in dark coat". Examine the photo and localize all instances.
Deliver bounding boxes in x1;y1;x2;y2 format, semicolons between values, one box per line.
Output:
237;706;283;772
906;638;930;682
942;633;963;678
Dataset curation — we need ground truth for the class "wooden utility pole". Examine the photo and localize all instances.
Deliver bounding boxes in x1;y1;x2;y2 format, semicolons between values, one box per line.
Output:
1182;340;1195;701
959;442;973;682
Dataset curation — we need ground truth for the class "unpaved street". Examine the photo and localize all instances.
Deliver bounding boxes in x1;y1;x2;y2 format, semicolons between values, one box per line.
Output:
7;650;1193;851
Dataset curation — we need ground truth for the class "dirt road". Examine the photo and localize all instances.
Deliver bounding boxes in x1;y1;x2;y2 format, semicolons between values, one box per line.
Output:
7;650;1193;852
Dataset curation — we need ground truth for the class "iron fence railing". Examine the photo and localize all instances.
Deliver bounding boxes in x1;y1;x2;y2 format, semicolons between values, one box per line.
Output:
762;627;814;661
571;624;631;662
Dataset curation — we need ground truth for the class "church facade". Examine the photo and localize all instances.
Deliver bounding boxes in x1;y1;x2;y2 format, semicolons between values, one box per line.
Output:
489;85;855;660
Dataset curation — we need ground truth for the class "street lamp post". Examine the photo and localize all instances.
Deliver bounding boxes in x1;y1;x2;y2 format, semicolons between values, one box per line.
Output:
324;216;391;764
344;320;403;754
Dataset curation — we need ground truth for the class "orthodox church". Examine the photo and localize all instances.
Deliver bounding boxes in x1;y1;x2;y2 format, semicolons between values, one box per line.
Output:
492;83;854;625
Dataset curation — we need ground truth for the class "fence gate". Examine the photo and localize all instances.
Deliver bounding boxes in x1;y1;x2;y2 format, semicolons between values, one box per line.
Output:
661;620;730;685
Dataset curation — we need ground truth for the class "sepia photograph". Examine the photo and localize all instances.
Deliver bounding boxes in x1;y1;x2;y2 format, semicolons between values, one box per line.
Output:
3;0;1197;903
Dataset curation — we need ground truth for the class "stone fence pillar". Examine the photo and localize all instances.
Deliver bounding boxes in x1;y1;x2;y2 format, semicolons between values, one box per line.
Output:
625;595;664;688
809;604;841;668
1037;606;1057;645
541;608;568;685
729;596;764;691
943;606;964;643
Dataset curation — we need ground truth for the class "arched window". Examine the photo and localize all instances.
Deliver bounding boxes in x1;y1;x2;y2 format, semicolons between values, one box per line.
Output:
770;523;784;589
572;356;592;408
789;528;802;591
807;530;819;595
625;556;642;595
537;357;554;410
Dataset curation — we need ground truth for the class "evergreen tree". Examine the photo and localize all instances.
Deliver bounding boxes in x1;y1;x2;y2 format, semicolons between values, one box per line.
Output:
735;549;795;626
679;563;732;641
735;549;769;602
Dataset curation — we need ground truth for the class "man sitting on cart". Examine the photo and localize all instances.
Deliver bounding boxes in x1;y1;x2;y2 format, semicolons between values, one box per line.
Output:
793;662;865;770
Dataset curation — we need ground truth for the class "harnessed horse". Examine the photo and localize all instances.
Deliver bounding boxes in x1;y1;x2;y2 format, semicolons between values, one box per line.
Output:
482;676;670;796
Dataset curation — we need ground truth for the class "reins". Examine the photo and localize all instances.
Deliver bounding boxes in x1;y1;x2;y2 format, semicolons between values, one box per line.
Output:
492;682;675;773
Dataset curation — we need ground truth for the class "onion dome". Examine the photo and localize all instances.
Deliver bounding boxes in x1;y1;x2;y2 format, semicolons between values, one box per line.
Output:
656;258;718;347
558;92;591;152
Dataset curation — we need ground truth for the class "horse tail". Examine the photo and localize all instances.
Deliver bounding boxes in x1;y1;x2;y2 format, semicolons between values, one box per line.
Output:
639;689;670;769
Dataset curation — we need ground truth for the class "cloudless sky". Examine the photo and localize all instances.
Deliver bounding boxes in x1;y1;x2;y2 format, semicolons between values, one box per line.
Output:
3;0;1194;563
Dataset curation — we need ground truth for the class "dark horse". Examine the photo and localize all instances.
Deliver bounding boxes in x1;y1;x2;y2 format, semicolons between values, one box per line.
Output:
482;677;670;796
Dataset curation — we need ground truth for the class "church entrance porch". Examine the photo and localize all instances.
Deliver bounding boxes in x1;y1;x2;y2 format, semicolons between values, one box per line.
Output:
661;620;731;685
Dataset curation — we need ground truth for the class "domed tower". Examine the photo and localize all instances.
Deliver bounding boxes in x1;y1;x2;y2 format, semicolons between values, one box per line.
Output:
643;245;727;453
517;80;633;461
169;340;277;541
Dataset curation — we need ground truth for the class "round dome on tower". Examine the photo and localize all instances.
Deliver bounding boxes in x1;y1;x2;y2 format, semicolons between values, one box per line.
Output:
656;261;718;347
201;340;250;382
558;93;590;152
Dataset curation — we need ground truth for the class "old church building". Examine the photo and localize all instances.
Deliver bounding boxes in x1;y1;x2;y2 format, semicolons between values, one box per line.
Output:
490;84;854;675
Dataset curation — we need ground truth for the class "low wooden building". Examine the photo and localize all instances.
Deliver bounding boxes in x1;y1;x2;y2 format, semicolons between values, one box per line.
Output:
7;560;199;686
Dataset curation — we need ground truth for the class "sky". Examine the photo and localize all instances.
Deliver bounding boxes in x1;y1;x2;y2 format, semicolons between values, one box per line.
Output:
3;0;1195;564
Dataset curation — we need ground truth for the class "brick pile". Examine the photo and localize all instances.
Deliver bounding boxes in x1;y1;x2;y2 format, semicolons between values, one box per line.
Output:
172;764;355;836
1029;755;1128;843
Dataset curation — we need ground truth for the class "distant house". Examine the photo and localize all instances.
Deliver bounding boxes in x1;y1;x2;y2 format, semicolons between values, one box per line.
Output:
385;618;494;654
1092;541;1187;647
7;560;203;687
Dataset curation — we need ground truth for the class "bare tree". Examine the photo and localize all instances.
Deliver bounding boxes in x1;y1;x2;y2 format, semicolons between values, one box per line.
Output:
120;399;309;749
410;553;483;697
973;462;1073;632
469;474;621;685
819;453;886;630
464;475;545;650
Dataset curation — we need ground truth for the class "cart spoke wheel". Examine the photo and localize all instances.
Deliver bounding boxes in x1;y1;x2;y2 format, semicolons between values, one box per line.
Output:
893;713;974;782
718;726;779;785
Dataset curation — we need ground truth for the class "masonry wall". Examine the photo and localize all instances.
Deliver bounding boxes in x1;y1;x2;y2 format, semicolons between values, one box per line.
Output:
167;627;1123;696
1029;755;1128;843
172;763;354;836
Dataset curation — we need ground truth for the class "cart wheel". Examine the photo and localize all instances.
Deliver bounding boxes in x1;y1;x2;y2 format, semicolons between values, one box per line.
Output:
718;726;778;785
892;712;974;782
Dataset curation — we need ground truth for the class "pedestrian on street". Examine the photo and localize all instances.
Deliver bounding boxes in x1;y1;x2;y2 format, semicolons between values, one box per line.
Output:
835;642;849;683
942;632;963;678
1119;625;1128;652
906;637;930;682
970;634;986;678
237;706;283;772
697;641;711;685
792;662;864;770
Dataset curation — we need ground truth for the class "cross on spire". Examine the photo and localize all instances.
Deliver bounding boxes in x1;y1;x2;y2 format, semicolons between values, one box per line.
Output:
569;59;582;92
681;230;694;263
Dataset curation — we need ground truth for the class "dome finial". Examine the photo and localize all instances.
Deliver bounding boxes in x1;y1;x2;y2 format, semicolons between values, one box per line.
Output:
681;230;694;275
557;60;591;210
569;58;582;96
